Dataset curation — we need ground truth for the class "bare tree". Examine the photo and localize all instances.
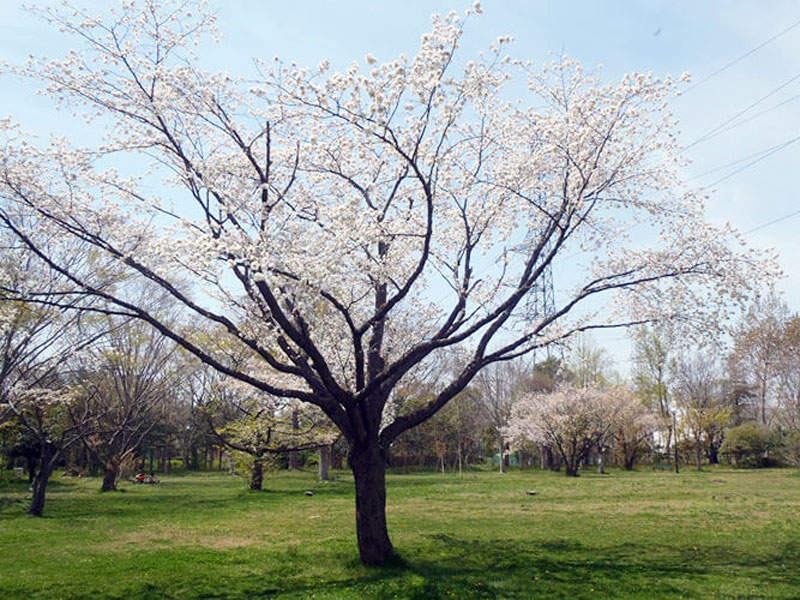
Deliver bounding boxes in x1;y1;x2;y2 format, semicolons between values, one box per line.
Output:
729;294;788;425
632;325;675;455
474;360;528;473
673;353;733;470
71;316;178;491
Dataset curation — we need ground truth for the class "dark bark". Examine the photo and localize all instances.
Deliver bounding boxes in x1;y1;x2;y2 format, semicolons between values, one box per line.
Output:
708;441;720;465
624;450;637;471
498;434;506;474
250;455;264;491
318;444;331;481
288;409;299;470
694;440;703;471
349;442;394;565
101;461;118;491
26;455;36;483
331;443;344;470
28;443;56;517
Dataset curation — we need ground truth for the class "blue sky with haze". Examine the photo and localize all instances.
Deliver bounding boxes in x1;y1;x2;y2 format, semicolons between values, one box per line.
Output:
2;1;799;373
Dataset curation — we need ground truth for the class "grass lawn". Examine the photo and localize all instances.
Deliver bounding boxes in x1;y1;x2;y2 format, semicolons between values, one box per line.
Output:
1;466;799;599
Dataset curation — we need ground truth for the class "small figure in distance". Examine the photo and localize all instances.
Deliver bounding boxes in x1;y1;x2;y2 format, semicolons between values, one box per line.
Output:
135;471;146;484
147;472;159;484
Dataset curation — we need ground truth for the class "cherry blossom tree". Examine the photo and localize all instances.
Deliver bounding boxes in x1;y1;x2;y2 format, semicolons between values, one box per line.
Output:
611;390;662;470
505;383;622;476
776;316;800;464
0;1;779;563
0;236;102;515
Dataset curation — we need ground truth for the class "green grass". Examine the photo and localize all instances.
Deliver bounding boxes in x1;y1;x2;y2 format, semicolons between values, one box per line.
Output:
2;467;800;598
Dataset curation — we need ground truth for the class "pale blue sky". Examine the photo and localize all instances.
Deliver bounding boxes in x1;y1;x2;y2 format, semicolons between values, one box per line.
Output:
2;1;799;373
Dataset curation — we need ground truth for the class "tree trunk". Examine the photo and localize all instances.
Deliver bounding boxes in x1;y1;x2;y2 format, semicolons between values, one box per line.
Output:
625;448;637;471
101;461;118;492
331;444;344;470
708;439;720;465
318;444;331;481
498;433;506;474
28;443;56;517
673;413;680;474
26;454;37;483
563;448;579;477
288;409;300;470
250;455;264;491
664;425;673;456
349;442;394;565
695;440;703;471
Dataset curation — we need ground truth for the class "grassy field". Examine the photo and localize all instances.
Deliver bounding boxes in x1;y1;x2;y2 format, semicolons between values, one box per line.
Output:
1;466;799;599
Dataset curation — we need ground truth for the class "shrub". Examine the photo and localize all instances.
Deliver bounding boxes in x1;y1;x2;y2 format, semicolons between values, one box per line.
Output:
720;423;776;468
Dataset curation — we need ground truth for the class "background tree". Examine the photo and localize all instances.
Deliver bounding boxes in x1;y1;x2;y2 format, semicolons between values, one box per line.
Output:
719;422;775;468
631;324;675;455
611;391;662;471
505;384;621;476
72;316;178;491
775;316;800;465
570;335;614;388
0;2;777;563
673;353;733;470
474;360;528;473
0;236;104;514
203;370;336;490
728;294;788;425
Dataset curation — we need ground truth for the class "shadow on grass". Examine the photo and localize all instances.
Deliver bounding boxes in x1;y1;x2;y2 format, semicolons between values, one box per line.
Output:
257;533;800;599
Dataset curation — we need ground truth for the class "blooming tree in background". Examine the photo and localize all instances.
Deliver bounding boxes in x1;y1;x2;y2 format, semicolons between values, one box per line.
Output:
0;1;779;563
0;234;103;515
612;388;663;470
504;384;626;476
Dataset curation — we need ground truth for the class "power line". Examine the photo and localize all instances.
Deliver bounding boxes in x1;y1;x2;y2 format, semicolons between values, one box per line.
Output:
704;134;800;187
696;92;800;143
686;140;790;181
683;16;800;94
686;70;800;150
744;208;800;235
